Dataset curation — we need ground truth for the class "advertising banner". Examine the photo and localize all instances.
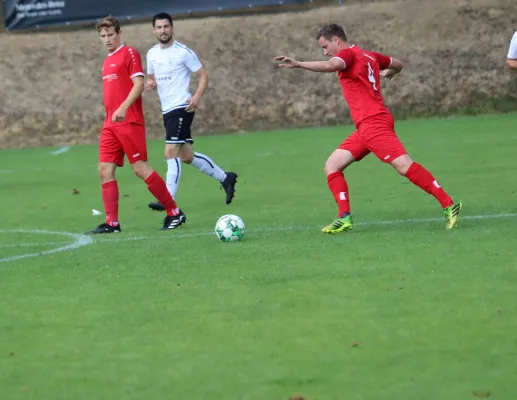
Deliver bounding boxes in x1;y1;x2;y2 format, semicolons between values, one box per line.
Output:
4;0;311;30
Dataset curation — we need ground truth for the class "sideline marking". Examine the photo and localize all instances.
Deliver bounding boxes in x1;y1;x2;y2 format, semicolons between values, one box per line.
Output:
96;212;517;244
0;230;93;263
51;146;71;156
1;212;516;263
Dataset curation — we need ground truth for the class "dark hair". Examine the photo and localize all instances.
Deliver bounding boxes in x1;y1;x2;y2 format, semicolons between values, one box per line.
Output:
96;16;120;33
316;24;347;41
152;12;173;27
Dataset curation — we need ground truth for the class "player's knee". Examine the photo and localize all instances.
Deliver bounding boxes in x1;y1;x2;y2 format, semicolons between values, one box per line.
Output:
180;153;193;164
131;161;152;180
324;158;347;175
324;162;340;175
391;155;413;176
98;164;115;182
165;146;180;160
395;165;408;176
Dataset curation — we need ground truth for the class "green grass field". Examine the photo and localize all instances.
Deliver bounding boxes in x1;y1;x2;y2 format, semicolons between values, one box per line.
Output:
1;114;516;400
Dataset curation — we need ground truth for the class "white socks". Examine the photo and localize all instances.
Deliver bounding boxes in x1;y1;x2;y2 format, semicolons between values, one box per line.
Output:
165;153;226;199
166;158;181;198
191;152;227;182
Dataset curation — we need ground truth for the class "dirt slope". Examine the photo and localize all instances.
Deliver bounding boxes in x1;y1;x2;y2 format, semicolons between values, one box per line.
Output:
0;0;516;149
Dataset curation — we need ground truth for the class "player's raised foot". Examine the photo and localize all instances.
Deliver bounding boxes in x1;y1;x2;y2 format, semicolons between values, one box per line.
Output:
221;172;238;204
444;200;463;230
321;213;353;234
148;201;166;211
160;210;187;231
84;223;121;235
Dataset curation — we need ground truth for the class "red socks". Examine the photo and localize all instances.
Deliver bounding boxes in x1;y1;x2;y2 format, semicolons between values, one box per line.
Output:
102;180;119;226
326;162;453;218
327;171;350;217
145;171;179;216
102;172;179;225
405;162;454;208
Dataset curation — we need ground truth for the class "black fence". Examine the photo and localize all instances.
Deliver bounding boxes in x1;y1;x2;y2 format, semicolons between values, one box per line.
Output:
4;0;312;31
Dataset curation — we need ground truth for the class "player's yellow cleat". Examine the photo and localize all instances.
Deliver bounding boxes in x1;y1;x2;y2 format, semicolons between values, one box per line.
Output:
321;214;353;234
444;200;462;230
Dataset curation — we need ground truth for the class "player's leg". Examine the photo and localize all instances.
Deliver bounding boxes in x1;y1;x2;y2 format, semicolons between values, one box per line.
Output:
85;128;123;234
147;143;182;211
391;155;462;229
165;143;182;198
179;143;238;205
363;115;462;229
321;132;369;234
148;109;186;211
122;124;186;230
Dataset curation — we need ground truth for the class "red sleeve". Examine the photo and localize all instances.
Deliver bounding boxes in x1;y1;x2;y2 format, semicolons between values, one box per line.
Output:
372;52;392;69
125;47;144;79
334;48;355;70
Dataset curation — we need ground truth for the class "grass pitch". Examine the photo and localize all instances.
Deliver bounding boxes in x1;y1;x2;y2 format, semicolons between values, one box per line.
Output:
1;114;516;399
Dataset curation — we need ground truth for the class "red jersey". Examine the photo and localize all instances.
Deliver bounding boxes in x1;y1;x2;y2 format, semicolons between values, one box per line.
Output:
101;45;145;127
334;45;393;126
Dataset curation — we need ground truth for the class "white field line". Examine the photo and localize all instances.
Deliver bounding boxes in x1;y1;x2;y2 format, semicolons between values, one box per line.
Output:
1;213;515;258
95;212;517;243
50;146;71;156
0;230;93;263
0;241;69;249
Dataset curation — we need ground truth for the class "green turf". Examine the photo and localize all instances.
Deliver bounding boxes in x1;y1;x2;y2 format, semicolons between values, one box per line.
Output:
1;114;516;400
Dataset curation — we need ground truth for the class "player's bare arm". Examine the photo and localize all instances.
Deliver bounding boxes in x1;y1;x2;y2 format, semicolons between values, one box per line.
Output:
274;56;344;73
145;74;157;91
380;57;404;80
507;59;517;70
506;32;517;70
186;66;208;112
112;76;144;123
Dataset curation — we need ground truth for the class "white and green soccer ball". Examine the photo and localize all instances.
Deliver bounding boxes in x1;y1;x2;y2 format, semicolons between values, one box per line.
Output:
215;214;245;242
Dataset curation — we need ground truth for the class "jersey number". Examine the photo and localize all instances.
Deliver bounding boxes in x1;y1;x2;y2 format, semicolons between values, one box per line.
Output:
367;62;378;91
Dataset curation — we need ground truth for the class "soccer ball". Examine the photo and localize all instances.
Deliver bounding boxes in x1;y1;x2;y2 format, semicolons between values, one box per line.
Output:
215;214;245;242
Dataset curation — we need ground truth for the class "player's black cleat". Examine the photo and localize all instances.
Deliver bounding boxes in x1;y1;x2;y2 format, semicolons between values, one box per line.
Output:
160;210;187;230
221;172;238;204
148;201;166;211
84;223;121;235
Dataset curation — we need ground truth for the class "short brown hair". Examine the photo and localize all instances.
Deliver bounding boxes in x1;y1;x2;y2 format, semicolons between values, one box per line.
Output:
96;16;120;33
316;24;347;41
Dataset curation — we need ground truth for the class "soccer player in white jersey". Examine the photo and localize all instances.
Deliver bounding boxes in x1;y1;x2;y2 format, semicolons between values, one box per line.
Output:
145;12;238;212
507;31;517;70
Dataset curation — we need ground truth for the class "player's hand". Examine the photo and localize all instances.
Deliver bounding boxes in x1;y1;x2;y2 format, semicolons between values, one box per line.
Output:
112;106;127;123
380;68;397;80
274;56;300;69
185;94;201;113
144;79;157;92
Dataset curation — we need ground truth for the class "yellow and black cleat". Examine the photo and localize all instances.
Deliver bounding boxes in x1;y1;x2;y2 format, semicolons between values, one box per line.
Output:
444;200;463;230
321;214;353;234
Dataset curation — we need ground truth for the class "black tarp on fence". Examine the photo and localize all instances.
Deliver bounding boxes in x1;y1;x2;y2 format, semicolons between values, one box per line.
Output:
4;0;311;30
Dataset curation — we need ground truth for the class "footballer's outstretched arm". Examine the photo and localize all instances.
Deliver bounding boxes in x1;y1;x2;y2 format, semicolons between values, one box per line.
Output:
275;56;344;73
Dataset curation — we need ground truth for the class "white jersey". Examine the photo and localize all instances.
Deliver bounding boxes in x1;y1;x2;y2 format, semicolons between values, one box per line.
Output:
508;31;517;59
146;41;203;114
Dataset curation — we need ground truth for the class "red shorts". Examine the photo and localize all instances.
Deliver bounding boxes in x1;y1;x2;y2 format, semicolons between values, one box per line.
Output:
339;113;407;163
99;123;148;167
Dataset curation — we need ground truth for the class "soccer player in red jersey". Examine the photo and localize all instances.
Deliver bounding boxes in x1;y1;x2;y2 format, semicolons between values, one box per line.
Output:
275;24;462;232
85;16;186;234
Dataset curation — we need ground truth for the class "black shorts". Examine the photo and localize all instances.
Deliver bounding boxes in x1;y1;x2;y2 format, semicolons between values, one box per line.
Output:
163;108;195;144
